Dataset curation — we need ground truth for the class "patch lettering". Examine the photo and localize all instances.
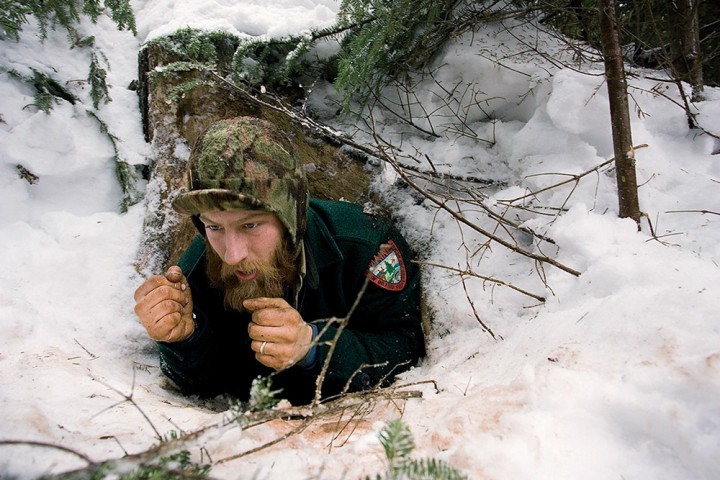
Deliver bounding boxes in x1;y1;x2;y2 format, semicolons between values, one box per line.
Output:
366;240;407;291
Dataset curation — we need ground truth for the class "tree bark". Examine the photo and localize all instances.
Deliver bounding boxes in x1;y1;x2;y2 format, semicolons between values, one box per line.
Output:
599;0;641;224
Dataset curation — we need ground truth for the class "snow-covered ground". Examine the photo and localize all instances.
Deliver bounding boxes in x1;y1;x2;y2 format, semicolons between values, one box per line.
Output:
1;1;719;479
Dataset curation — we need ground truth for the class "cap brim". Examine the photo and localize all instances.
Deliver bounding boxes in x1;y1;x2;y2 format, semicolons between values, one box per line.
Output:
171;189;267;215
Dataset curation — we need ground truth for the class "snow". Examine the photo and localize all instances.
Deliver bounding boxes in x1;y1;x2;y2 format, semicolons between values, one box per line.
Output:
1;1;719;479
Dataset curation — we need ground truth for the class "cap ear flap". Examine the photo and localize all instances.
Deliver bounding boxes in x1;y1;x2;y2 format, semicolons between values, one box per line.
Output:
191;215;206;236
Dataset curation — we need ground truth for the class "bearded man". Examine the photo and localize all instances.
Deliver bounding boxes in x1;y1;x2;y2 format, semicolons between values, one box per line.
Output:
134;116;425;405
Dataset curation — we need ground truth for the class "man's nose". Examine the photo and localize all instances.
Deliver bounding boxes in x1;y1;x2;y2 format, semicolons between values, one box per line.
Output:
223;232;249;265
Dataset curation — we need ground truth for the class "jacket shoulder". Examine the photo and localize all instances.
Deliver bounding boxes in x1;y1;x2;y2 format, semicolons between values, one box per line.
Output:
308;198;392;244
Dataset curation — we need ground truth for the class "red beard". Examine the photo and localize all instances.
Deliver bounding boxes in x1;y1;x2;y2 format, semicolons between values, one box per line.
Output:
205;237;297;312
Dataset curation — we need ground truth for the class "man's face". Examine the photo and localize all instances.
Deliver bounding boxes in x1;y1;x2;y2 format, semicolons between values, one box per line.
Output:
200;210;296;311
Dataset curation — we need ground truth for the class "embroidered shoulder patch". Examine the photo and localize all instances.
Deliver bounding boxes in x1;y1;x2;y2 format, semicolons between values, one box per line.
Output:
366;240;407;291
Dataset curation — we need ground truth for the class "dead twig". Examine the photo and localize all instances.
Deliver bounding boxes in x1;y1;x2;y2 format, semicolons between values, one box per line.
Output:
460;274;502;340
399;161;506;187
91;369;163;442
499;144;648;205
416;260;546;303
74;338;98;359
372;131;582;276
0;439;93;464
16;164;39;184
312;278;371;407
215;417;314;464
215;385;424;464
665;209;720;216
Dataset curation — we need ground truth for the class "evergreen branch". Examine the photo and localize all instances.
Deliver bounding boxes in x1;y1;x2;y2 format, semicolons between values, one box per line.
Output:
372;419;469;480
85;110;141;213
88;52;110;109
105;0;137;35
0;1;32;40
3;0;136;40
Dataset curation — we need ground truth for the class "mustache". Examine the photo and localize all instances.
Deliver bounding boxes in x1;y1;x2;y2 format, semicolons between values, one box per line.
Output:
204;236;298;312
219;260;275;283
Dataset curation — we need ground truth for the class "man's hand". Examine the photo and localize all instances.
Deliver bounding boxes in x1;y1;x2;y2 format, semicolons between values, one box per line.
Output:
245;297;313;371
134;266;194;343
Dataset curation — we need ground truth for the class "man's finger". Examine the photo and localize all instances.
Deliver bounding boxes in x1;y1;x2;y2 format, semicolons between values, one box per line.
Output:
248;317;285;339
243;297;289;312
135;267;187;303
149;297;185;319
148;312;185;341
165;266;184;284
248;306;297;329
140;285;189;312
133;275;168;301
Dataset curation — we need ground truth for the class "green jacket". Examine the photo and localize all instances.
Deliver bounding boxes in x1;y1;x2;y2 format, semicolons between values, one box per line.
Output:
158;199;425;405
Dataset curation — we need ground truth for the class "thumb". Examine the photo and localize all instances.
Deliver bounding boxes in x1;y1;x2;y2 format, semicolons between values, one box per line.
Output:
165;266;184;283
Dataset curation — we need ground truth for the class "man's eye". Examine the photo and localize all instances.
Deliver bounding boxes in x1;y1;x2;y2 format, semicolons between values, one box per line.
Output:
244;223;259;229
205;225;221;232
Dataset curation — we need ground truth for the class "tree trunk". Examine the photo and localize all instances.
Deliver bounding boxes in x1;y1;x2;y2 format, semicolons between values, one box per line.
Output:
599;0;641;224
668;0;704;102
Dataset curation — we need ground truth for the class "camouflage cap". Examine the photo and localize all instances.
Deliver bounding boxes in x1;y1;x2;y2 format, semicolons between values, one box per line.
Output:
172;116;308;247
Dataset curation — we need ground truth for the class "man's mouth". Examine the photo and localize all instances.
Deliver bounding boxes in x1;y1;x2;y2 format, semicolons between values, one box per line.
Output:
234;269;258;282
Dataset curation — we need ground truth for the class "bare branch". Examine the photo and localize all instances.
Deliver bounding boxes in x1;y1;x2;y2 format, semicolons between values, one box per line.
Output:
369;129;582;276
666;209;720;216
312;278;371;407
417;260;546;303
499;144;648;205
216;417;314;464
460;274;502;340
91;370;163;441
0;439;93;464
215;384;423;464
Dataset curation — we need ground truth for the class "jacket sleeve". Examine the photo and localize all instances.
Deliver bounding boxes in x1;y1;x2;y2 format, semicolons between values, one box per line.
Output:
157;303;225;396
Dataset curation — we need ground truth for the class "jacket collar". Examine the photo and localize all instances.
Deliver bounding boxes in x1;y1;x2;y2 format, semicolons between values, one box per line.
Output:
300;204;344;291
